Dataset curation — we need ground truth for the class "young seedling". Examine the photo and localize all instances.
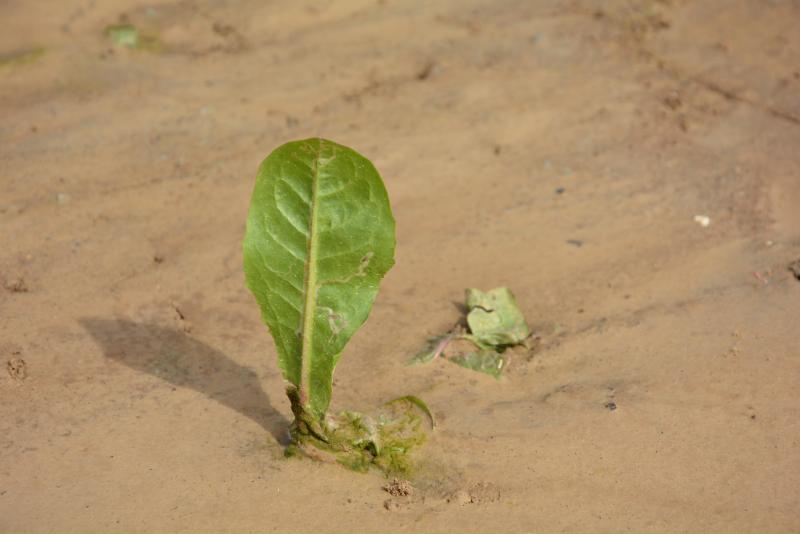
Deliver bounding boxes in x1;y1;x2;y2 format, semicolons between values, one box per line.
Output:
244;138;429;472
412;287;532;378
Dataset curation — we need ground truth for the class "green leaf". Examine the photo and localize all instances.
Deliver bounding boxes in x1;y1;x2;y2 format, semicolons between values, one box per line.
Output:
451;349;506;379
465;287;530;347
243;138;396;420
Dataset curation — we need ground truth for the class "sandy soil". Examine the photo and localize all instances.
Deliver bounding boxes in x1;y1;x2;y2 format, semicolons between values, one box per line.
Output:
2;0;800;532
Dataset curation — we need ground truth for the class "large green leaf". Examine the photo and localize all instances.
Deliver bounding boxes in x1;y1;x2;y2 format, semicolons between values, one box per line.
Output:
243;138;395;420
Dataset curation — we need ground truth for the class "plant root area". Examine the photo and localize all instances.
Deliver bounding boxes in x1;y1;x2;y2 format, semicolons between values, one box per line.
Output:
2;1;800;532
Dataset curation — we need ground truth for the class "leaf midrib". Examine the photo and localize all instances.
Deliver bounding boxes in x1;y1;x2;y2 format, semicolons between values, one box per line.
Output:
298;140;322;409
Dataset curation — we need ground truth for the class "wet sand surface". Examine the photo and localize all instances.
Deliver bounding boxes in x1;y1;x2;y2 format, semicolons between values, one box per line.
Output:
2;1;799;532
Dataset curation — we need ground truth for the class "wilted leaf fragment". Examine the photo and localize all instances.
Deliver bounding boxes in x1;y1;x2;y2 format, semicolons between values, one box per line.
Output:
385;395;435;428
465;287;530;347
243;138;396;420
410;287;530;378
409;333;451;365
104;24;161;51
106;24;139;48
451;350;506;379
287;398;430;475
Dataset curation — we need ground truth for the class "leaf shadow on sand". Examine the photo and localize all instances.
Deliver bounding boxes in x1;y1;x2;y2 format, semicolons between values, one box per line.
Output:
80;318;289;444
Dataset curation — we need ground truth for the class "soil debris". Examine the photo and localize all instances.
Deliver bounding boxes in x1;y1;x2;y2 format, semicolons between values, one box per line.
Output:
383;499;402;511
170;301;192;333
211;22;236;38
788;259;800;281
416;61;437;81
663;91;682;110
467;482;501;504
4;277;29;293
7;358;27;381
383;478;414;497
448;490;472;506
0;47;45;68
447;482;500;505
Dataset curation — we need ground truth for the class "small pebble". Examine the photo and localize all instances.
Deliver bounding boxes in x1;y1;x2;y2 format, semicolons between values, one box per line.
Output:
693;215;710;227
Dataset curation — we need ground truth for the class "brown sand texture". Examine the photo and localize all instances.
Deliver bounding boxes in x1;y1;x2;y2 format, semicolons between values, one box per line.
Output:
2;1;800;532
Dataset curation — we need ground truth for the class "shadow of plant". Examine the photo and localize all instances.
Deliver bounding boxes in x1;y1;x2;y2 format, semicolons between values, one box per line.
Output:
80;318;289;444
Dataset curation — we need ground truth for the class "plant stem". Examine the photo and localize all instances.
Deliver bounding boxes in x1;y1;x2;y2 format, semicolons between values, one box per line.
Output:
299;140;322;413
